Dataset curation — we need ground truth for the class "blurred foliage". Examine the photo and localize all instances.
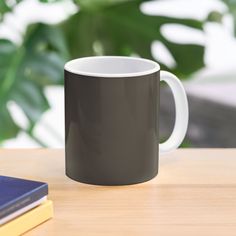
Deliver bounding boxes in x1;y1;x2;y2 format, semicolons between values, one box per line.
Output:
0;24;68;145
222;0;236;35
207;11;224;23
207;0;236;34
63;0;204;77
0;0;206;145
0;0;21;17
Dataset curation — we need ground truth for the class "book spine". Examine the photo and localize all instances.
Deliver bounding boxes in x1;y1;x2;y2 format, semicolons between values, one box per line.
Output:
0;184;48;219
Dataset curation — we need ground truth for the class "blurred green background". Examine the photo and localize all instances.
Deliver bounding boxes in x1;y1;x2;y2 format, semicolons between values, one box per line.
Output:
0;0;236;147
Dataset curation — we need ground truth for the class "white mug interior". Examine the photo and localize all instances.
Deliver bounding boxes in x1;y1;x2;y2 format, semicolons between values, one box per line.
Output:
64;56;160;78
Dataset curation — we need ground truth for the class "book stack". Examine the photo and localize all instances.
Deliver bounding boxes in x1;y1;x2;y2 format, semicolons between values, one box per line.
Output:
0;176;53;235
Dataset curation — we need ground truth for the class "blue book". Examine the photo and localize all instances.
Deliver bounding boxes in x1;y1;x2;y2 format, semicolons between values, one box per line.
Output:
0;176;48;220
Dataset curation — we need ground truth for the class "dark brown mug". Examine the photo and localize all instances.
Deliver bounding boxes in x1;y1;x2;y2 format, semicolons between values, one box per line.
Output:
64;56;188;185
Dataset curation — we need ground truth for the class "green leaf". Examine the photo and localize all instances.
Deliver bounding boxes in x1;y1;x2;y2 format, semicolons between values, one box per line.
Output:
0;1;12;17
0;0;22;18
164;41;204;78
39;0;65;2
0;0;206;144
0;106;19;142
221;0;236;35
62;0;204;77
11;81;50;124
75;0;133;10
0;24;68;141
207;11;223;23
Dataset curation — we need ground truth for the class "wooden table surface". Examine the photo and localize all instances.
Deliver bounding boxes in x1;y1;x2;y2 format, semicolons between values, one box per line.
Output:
1;149;236;236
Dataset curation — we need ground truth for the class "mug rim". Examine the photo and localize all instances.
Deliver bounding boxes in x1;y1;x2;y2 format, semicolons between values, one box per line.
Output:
64;56;160;78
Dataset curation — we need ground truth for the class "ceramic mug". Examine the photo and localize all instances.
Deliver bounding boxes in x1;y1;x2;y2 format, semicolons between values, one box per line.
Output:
64;56;188;185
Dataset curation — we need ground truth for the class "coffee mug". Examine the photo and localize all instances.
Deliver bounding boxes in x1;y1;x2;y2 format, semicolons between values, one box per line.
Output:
64;56;188;185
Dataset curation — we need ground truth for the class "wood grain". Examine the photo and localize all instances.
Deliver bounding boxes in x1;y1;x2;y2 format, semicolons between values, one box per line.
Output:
0;149;236;236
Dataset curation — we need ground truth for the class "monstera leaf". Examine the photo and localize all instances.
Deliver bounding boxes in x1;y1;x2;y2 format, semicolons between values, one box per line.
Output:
0;0;206;145
0;24;68;143
62;0;204;78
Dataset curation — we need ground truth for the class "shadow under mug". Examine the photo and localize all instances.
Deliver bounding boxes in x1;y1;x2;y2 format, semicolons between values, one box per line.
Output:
64;56;188;185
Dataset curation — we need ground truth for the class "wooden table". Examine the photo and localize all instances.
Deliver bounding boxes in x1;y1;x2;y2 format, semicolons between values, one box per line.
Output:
1;149;236;236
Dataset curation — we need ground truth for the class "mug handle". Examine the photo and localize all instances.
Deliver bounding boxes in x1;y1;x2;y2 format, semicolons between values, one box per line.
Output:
159;71;189;154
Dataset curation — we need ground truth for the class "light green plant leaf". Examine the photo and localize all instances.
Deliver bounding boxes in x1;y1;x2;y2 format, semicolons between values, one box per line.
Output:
75;0;132;10
0;0;22;19
0;24;68;142
62;0;204;78
0;0;206;145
